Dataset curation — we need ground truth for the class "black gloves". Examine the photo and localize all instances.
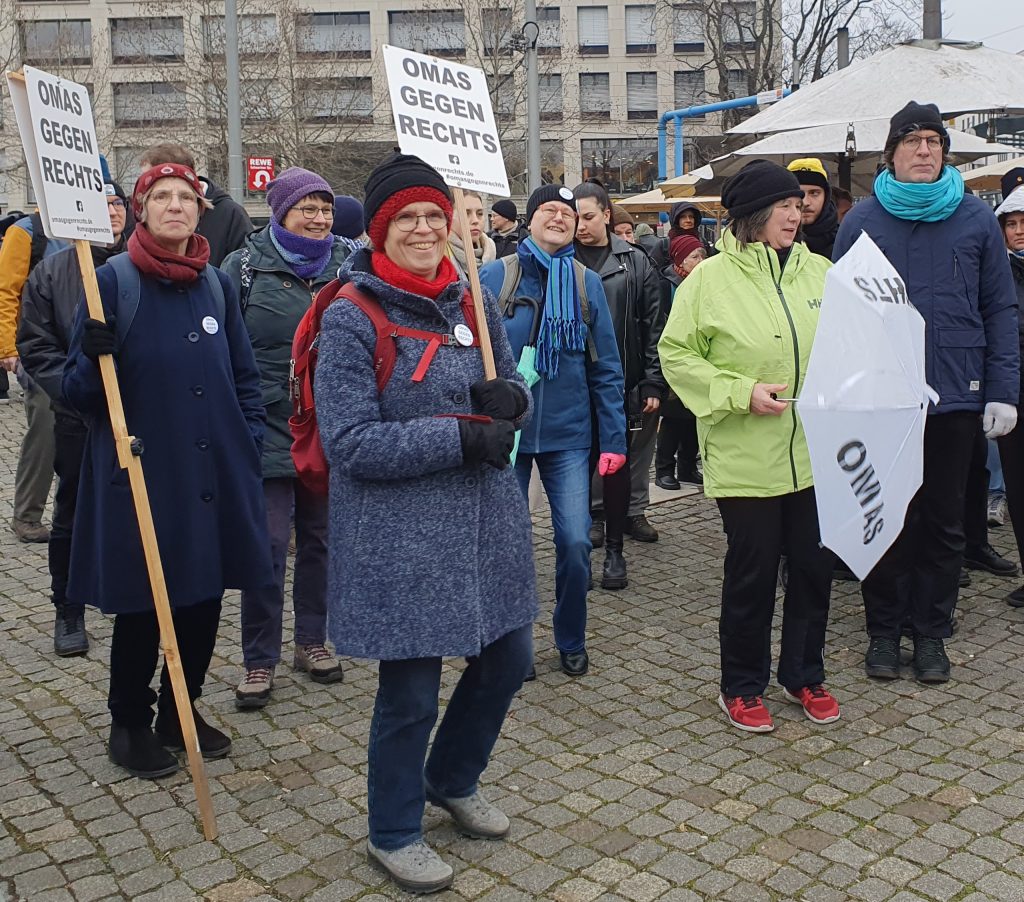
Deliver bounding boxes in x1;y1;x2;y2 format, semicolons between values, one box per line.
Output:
458;418;515;470
470;377;528;421
82;317;117;361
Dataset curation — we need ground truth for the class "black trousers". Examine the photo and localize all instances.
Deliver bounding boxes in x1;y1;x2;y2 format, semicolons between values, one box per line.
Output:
655;402;698;478
589;412;632;549
49;413;88;610
716;488;834;697
862;412;976;640
108;598;222;728
998;420;1024;566
964;419;990;550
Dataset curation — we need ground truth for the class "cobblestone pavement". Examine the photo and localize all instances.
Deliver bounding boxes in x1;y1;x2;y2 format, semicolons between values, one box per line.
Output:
3;390;1024;902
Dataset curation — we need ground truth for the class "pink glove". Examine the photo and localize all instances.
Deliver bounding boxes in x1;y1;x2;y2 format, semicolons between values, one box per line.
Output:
598;452;627;476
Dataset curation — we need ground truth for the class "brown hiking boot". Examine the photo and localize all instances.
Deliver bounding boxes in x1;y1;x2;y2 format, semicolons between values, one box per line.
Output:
12;518;49;543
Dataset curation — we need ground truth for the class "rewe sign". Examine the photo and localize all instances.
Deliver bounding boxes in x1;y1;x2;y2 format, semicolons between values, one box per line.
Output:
6;66;113;243
247;156;274;191
382;45;510;197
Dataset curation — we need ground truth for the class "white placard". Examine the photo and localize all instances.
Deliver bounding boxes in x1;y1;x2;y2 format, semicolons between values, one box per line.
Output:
382;45;510;197
6;66;113;243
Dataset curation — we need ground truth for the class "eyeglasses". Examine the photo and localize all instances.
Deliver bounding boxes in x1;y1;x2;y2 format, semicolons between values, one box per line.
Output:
392;211;447;232
150;190;199;207
900;134;944;150
536;204;576;221
107;198;125;209
292;205;334;220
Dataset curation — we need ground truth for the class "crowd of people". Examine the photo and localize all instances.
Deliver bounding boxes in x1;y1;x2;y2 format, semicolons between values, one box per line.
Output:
1;98;1023;893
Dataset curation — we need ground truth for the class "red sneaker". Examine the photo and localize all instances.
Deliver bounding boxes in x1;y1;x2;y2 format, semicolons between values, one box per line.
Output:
783;685;841;724
718;694;774;733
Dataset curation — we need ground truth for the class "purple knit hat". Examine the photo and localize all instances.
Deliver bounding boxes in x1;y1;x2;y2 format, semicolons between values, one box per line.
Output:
265;167;333;224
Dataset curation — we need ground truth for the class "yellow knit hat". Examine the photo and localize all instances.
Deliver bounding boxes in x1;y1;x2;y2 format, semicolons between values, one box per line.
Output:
787;158;829;192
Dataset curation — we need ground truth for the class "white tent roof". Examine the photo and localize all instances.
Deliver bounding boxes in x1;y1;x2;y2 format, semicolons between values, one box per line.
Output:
731;41;1024;135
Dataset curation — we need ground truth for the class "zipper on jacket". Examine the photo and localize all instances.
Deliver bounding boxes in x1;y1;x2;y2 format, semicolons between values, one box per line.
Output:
768;252;801;492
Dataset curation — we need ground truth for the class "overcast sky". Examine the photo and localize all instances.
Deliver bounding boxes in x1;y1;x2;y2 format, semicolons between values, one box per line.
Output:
943;0;1024;53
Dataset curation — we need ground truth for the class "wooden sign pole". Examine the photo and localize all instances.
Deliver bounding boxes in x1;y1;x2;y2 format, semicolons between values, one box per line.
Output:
451;186;497;380
74;240;218;841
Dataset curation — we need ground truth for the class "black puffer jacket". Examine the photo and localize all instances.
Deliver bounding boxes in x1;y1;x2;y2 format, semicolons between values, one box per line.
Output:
1011;253;1024;405
17;239;125;417
578;234;666;400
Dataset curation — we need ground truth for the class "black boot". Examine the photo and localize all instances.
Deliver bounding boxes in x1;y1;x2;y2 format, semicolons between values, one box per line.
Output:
155;706;232;759
601;545;628;590
53;603;88;657
109;723;180;779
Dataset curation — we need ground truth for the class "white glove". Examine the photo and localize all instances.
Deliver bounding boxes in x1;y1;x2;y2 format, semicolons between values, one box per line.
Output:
983;402;1017;439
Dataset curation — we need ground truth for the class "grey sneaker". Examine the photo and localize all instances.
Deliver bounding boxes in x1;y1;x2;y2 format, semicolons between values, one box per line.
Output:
54;603;88;657
235;666;274;709
425;783;510;839
988;495;1007;527
294;644;343;684
366;838;453;894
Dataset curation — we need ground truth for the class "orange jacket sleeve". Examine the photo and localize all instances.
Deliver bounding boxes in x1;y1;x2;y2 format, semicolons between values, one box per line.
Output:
0;225;31;358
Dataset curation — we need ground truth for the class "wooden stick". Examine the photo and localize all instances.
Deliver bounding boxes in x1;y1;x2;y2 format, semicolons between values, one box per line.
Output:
75;240;218;841
451;187;497;380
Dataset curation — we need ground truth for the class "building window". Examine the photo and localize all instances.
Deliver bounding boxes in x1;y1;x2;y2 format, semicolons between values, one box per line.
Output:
203;15;278;59
295;12;371;60
577;7;608;55
389;10;464;58
110;18;184;64
673;5;704;53
112;82;187;126
113;147;145;186
579;72;610;120
723;2;756;48
20;20;92;65
298;77;374;123
674;70;706;117
581;137;658;194
487;74;517;122
537;7;561;55
624;6;656;54
539;73;562;121
626;72;657;120
481;8;515;55
727;68;751;97
206;79;278;123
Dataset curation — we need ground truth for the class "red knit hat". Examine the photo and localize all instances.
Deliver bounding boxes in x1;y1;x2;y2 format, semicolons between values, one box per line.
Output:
132;163;202;219
670;234;704;266
367;186;453;250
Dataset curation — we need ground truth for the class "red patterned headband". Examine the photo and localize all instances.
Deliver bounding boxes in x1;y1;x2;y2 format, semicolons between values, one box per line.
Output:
132;163;201;218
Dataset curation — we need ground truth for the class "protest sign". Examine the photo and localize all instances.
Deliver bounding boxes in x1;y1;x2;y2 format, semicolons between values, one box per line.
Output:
383;45;510;197
6;66;113;243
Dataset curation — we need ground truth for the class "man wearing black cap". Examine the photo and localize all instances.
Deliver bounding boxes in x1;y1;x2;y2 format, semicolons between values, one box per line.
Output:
787;158;839;258
489;199;527;258
834;101;1020;685
16;179;130;657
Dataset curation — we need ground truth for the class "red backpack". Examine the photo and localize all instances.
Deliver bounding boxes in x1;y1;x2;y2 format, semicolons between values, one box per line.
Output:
288;279;479;494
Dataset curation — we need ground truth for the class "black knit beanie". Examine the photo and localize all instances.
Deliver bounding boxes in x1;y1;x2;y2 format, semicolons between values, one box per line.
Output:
363;152;453;248
721;160;804;220
526;184;577;224
1001;168;1024;202
492;199;518;221
886;101;949;152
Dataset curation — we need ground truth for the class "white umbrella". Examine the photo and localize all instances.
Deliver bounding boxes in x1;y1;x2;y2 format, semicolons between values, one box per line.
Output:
798;233;938;580
670;122;1020;196
731;40;1024;135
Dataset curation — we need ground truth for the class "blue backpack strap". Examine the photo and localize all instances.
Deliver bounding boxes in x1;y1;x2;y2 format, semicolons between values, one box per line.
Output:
105;253;140;345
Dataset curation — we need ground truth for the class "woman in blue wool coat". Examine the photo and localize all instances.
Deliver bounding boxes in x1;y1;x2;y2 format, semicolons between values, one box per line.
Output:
63;162;273;782
314;153;538;894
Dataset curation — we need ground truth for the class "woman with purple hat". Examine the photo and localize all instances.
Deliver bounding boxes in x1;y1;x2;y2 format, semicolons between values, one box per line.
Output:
221;167;351;709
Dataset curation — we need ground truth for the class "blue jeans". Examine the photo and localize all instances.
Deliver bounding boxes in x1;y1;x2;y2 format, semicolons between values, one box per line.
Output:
240;478;328;668
988;439;1005;495
515;449;591;653
366;624;532;850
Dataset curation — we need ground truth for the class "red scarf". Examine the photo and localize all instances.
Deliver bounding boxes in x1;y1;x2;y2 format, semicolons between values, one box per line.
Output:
371;251;459;300
127;224;211;283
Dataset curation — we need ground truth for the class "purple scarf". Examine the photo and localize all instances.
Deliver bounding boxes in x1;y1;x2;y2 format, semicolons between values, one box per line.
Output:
269;221;335;280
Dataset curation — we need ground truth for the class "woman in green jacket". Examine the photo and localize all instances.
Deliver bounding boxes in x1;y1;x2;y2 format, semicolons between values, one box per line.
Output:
658;160;837;734
220;167;350;708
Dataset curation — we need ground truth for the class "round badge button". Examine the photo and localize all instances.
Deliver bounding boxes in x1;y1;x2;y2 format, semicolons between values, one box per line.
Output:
453;323;474;347
202;316;219;335
558;186;575;201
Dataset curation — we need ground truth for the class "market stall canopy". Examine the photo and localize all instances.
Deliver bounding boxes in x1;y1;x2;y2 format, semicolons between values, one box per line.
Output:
730;40;1024;136
617;188;724;216
665;122;1019;197
962;157;1024;193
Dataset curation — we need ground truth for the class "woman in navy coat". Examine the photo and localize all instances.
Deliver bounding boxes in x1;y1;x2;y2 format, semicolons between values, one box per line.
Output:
63;162;273;781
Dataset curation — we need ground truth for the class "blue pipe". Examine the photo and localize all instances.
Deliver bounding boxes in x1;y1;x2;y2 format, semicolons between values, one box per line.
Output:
657;90;793;180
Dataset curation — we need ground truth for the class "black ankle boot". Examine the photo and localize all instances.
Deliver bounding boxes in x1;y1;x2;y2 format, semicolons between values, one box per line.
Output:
601;546;628;590
109;723;180;779
155;707;232;759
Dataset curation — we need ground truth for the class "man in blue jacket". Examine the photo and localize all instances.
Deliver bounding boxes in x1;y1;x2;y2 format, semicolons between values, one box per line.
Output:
834;101;1020;685
481;185;627;678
